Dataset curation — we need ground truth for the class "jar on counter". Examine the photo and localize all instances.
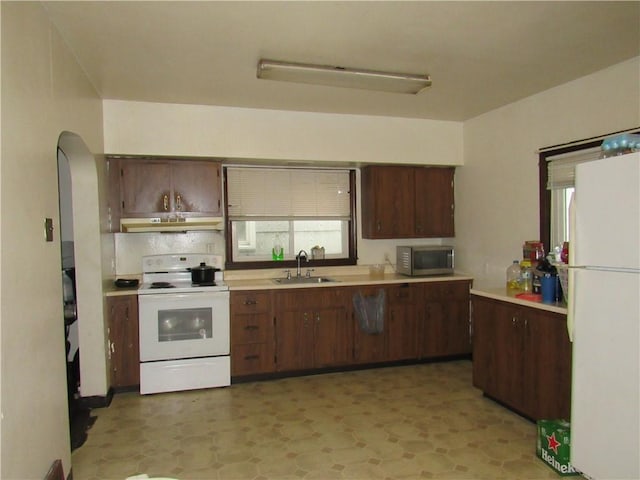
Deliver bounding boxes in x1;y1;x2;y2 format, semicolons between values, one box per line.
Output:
520;260;533;293
506;260;522;292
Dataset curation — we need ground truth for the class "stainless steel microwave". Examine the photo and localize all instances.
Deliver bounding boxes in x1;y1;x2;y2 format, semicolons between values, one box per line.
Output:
396;245;454;276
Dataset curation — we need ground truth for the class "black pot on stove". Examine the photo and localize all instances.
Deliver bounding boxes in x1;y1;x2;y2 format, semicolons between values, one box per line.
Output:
189;262;219;284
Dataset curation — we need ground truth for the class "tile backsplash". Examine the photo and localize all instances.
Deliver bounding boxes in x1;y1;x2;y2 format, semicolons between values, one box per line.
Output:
115;231;226;275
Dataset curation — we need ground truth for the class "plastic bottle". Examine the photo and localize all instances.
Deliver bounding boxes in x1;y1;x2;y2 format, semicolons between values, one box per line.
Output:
520;260;533;293
271;234;284;261
506;260;522;292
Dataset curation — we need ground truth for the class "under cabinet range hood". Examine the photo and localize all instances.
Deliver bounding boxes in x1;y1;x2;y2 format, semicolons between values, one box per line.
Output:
120;217;224;233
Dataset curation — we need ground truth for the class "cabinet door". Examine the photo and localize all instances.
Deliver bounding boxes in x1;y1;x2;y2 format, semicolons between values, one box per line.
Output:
472;296;524;410
314;308;352;367
351;286;387;363
524;308;572;420
107;158;122;232
313;288;352;367
276;308;314;372
120;161;172;215
386;284;419;361
414;167;455;237
361;166;414;238
422;281;471;358
275;290;316;372
171;161;221;215
107;295;140;388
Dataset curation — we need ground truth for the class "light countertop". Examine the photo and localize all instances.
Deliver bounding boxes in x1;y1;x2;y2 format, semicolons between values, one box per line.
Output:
225;272;473;291
470;286;567;315
104;270;568;316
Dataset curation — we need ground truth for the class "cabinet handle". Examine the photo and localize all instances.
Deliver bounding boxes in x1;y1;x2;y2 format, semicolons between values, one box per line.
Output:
244;355;260;360
243;300;257;305
316;313;320;324
175;193;182;211
376;221;381;232
512;316;517;326
244;325;259;331
163;194;169;211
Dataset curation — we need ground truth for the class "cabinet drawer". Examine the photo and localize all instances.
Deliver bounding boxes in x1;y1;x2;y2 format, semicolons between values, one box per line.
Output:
423;281;470;301
231;313;272;344
231;291;271;314
387;283;418;304
231;343;274;376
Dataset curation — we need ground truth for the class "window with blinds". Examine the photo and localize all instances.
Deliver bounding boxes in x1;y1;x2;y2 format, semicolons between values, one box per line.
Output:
546;147;602;190
226;167;351;219
225;166;356;266
540;128;639;253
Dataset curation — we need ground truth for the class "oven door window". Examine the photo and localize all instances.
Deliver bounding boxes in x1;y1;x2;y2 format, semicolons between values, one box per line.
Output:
158;307;213;342
139;292;230;362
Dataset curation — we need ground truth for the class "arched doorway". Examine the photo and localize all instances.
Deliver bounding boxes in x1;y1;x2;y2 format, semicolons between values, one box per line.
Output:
56;132;109;403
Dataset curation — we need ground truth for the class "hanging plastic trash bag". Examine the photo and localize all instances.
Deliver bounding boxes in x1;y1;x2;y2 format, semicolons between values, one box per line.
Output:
352;289;386;334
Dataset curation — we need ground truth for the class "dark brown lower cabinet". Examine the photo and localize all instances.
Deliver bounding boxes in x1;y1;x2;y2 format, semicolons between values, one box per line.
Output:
107;295;140;388
275;287;352;372
386;283;420;361
230;291;275;376
421;281;472;358
230;280;472;379
351;285;388;364
472;294;572;420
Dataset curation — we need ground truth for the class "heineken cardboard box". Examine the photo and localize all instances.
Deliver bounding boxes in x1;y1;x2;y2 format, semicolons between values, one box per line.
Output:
536;419;580;476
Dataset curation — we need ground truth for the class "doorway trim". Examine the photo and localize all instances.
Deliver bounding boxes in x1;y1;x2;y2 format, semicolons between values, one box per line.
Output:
57;131;109;398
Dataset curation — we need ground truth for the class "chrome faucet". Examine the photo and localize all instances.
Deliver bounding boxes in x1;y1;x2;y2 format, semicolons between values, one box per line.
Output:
296;250;309;277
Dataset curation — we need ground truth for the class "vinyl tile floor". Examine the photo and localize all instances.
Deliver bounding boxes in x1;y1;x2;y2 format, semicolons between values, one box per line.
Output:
72;361;562;480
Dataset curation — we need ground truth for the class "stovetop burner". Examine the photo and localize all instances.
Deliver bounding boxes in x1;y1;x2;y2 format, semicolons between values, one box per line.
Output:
139;254;228;295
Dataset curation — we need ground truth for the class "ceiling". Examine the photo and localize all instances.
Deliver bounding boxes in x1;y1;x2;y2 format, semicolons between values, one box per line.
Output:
43;1;640;121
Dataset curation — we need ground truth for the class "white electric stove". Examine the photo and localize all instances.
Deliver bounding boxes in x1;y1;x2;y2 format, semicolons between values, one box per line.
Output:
138;254;230;394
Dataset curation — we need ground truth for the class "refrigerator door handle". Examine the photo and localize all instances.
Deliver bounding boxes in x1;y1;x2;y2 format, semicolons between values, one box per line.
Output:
567;192;576;342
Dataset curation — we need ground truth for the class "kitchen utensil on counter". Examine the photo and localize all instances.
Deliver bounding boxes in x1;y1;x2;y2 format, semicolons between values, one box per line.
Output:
369;264;385;279
311;246;325;260
189;262;219;285
506;260;522;292
114;278;140;288
520;260;533;292
540;274;558;303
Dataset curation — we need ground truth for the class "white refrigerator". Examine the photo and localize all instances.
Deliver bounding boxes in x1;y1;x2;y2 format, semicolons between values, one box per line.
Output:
568;151;640;479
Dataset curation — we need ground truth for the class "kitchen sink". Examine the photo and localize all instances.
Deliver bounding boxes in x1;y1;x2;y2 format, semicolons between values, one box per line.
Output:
272;276;338;285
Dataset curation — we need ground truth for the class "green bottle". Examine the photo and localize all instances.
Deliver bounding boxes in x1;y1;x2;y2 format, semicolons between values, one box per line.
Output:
272;234;284;261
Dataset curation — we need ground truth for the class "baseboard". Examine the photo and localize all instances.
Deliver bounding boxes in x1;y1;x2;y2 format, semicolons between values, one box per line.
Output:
78;387;114;409
231;355;472;384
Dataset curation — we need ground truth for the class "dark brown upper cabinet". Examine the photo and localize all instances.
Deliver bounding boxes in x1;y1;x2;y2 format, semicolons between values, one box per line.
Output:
113;158;222;219
361;165;455;239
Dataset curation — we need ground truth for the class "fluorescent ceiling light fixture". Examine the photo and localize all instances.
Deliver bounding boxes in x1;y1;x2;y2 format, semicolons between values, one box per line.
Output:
257;59;431;94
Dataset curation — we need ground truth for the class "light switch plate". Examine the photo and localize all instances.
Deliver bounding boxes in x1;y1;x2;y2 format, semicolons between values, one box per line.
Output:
45;218;54;242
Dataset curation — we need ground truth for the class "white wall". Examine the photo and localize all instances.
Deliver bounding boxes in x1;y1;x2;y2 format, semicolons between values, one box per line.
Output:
456;57;640;287
104;100;464;269
103;100;464;166
0;3;104;479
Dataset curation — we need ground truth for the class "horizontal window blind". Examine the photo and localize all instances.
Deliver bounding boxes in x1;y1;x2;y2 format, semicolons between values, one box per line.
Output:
546;147;602;190
227;167;351;219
